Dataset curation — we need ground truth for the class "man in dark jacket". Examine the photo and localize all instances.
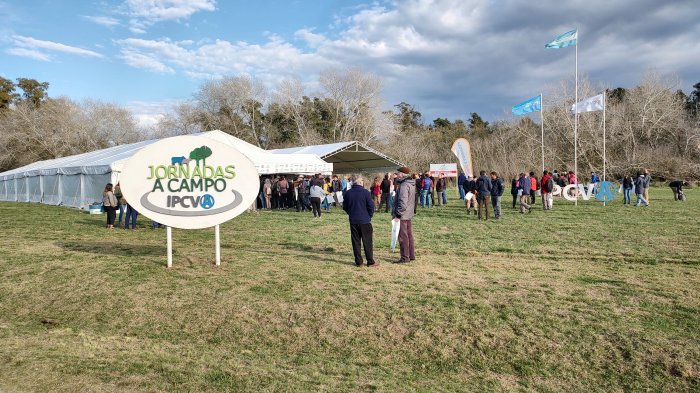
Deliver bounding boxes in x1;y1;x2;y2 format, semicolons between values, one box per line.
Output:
475;170;492;220
490;171;504;219
457;172;467;200
392;167;416;263
669;179;687;201
379;174;392;212
540;170;554;210
343;175;376;267
435;174;447;205
463;175;478;214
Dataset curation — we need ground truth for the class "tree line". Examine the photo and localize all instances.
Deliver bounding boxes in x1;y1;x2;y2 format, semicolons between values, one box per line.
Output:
2;71;699;180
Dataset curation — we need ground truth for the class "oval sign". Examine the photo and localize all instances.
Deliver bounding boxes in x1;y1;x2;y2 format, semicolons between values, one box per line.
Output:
119;135;259;229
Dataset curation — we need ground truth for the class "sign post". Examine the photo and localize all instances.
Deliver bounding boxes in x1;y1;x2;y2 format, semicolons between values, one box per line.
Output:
120;135;259;267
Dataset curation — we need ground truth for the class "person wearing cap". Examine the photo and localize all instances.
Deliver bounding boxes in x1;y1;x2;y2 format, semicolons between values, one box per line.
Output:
343;174;377;267
392;167;416;263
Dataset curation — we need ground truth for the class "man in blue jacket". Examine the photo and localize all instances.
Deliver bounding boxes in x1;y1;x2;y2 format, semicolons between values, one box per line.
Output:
343;175;377;267
490;171;504;219
457;172;467;200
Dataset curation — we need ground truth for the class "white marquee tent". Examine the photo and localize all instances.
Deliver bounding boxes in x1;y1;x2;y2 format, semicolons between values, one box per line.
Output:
0;130;332;208
271;141;402;174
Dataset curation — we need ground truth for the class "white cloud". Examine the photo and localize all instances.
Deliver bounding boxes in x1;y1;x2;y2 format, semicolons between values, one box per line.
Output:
126;99;182;127
115;0;700;120
123;0;216;33
119;49;175;74
83;15;120;27
6;47;51;61
12;35;104;58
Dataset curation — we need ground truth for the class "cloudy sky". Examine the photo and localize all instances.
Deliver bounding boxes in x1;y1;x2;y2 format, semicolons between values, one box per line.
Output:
2;0;698;127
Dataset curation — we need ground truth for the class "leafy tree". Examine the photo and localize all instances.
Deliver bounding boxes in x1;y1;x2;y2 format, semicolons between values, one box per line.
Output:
16;78;49;108
608;87;626;105
432;117;451;128
468;112;490;138
0;77;19;111
690;82;700;118
394;102;422;133
189;145;213;168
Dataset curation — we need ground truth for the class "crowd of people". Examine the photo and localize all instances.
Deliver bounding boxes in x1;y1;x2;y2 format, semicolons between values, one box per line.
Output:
100;166;688;267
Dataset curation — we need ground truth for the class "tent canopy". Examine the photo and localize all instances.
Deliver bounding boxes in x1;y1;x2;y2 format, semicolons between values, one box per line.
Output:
0;130;333;207
271;141;402;174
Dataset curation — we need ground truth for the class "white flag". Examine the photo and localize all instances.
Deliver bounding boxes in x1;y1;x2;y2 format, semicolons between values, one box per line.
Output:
450;138;473;177
571;94;604;113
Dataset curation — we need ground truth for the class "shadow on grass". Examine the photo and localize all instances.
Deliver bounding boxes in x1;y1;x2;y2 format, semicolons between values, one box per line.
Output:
56;240;166;257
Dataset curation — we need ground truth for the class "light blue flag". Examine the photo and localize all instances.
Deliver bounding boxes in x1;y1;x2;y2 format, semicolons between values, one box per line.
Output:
512;95;541;115
545;29;577;49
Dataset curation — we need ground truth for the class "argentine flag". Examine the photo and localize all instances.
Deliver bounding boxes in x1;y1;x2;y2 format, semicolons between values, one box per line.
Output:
512;95;542;116
545;29;577;49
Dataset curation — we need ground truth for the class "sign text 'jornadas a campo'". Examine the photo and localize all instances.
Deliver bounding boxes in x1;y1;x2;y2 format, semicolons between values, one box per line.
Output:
120;135;259;229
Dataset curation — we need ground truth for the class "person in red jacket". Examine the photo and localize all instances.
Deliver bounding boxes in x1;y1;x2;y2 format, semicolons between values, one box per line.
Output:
540;170;554;210
529;171;538;205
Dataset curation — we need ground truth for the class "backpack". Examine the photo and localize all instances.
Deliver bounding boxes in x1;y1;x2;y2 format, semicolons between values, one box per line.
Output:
544;177;554;193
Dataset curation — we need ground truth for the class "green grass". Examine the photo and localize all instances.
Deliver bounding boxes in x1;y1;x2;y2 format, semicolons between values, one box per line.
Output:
1;188;699;392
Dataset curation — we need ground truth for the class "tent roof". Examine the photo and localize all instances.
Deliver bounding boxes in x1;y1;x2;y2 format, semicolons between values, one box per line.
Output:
270;141;402;174
0;131;332;180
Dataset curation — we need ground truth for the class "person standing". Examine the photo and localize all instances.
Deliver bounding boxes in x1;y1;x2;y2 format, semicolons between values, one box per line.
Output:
379;174;392;213
643;169;651;205
124;199;138;229
343;175;376;267
114;182;126;228
263;178;272;209
634;172;649;207
393;167;416;263
510;176;519;209
371;176;382;208
435;174;447;206
309;182;325;218
457;172;467;200
519;173;532;213
420;173;432;208
622;174;633;205
529;171;537;205
490;171;504;219
475;170;492;220
102;183;118;229
540;170;554;210
277;176;289;209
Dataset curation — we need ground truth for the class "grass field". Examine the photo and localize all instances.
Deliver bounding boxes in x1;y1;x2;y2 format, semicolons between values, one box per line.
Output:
1;187;699;392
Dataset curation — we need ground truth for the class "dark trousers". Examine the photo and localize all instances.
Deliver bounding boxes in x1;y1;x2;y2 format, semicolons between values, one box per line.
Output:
379;192;390;212
310;197;322;217
398;220;415;262
512;194;518;208
125;204;138;229
105;206;116;226
530;190;536;204
350;223;374;266
477;195;490;220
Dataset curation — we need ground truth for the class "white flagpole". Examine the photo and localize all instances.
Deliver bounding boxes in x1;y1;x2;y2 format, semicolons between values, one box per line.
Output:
603;91;606;183
540;93;545;174
603;90;606;206
574;28;579;206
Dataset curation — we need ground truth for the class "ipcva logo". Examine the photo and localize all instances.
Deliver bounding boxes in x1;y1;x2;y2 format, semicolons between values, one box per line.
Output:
139;145;244;216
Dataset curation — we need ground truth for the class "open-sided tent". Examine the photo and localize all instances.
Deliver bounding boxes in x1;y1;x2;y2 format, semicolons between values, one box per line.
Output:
270;141;402;174
0;130;332;208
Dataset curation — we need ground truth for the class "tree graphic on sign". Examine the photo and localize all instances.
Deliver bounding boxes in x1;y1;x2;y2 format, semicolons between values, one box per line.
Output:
189;146;213;168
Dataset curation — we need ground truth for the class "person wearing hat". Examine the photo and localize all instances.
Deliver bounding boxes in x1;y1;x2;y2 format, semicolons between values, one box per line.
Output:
343;174;377;267
392;166;416;263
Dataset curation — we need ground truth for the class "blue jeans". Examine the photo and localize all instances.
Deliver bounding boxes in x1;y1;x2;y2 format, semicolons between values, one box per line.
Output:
117;204;127;225
321;196;330;211
636;193;648;206
125;204;138;229
258;192;266;209
420;189;431;207
623;188;632;204
438;190;447;205
458;186;466;200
